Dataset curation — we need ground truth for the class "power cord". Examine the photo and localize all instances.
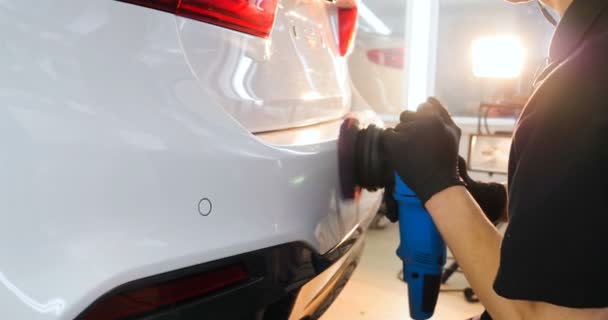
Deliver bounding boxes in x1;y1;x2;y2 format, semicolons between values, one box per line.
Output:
536;0;558;26
483;106;492;135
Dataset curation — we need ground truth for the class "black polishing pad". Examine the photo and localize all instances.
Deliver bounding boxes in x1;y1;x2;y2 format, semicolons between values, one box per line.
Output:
356;124;386;191
338;118;361;200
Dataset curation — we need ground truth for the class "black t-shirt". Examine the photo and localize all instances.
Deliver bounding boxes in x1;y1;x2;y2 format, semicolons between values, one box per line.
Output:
486;0;608;315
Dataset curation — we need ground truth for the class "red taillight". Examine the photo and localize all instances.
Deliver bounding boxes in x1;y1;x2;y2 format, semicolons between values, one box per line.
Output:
80;264;249;320
338;5;358;56
119;0;278;38
367;48;405;69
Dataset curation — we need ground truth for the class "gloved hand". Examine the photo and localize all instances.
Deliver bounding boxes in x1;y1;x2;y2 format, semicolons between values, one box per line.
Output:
381;97;464;205
458;156;508;223
380;183;398;222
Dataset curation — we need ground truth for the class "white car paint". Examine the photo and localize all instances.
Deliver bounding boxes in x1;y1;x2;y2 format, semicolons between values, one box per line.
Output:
350;3;406;117
0;0;381;319
178;0;352;133
349;31;406;116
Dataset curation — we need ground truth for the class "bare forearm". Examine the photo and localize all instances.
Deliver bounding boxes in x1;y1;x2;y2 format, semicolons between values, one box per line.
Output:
425;186;519;320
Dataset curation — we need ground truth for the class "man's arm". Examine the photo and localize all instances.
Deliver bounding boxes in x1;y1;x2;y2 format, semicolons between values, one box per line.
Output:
382;98;607;319
426;186;608;320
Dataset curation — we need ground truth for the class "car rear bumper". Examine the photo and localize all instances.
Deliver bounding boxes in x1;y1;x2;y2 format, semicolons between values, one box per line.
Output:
289;228;365;320
76;226;367;320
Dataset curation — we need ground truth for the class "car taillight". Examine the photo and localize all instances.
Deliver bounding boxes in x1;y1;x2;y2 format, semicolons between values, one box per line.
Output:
78;264;249;320
337;1;358;56
367;48;405;69
118;0;278;38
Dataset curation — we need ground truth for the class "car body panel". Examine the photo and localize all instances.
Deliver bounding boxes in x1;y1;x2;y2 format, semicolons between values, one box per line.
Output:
349;31;406;115
178;0;351;133
0;1;381;319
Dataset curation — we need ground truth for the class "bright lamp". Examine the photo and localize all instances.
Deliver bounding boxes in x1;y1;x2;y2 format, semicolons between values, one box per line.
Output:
472;35;526;79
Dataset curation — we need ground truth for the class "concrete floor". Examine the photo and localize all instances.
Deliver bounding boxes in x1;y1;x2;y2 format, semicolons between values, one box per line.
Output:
321;223;484;320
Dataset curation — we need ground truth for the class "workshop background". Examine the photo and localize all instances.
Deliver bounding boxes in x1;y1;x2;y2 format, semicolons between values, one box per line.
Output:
324;0;553;318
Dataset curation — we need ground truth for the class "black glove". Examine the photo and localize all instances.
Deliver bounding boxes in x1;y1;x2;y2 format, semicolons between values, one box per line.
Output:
458;156;508;223
381;97;464;204
380;183;399;222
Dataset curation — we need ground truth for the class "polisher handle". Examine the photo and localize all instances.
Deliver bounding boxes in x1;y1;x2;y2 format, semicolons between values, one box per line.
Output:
393;173;447;320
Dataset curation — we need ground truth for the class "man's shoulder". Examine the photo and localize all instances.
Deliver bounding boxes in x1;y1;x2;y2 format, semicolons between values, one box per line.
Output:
537;32;608;117
561;31;608;82
518;31;608;151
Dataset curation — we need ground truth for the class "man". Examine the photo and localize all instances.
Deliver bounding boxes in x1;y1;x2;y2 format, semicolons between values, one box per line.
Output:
382;0;608;319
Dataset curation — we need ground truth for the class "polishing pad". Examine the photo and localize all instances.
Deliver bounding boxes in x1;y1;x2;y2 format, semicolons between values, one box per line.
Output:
338;118;361;200
338;118;387;200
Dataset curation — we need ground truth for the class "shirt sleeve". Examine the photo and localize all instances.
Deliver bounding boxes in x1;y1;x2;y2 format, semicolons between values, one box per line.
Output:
493;51;608;308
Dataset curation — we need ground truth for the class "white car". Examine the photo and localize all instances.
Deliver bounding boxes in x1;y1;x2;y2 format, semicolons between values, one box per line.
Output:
0;1;382;319
349;2;406;117
350;31;405;116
